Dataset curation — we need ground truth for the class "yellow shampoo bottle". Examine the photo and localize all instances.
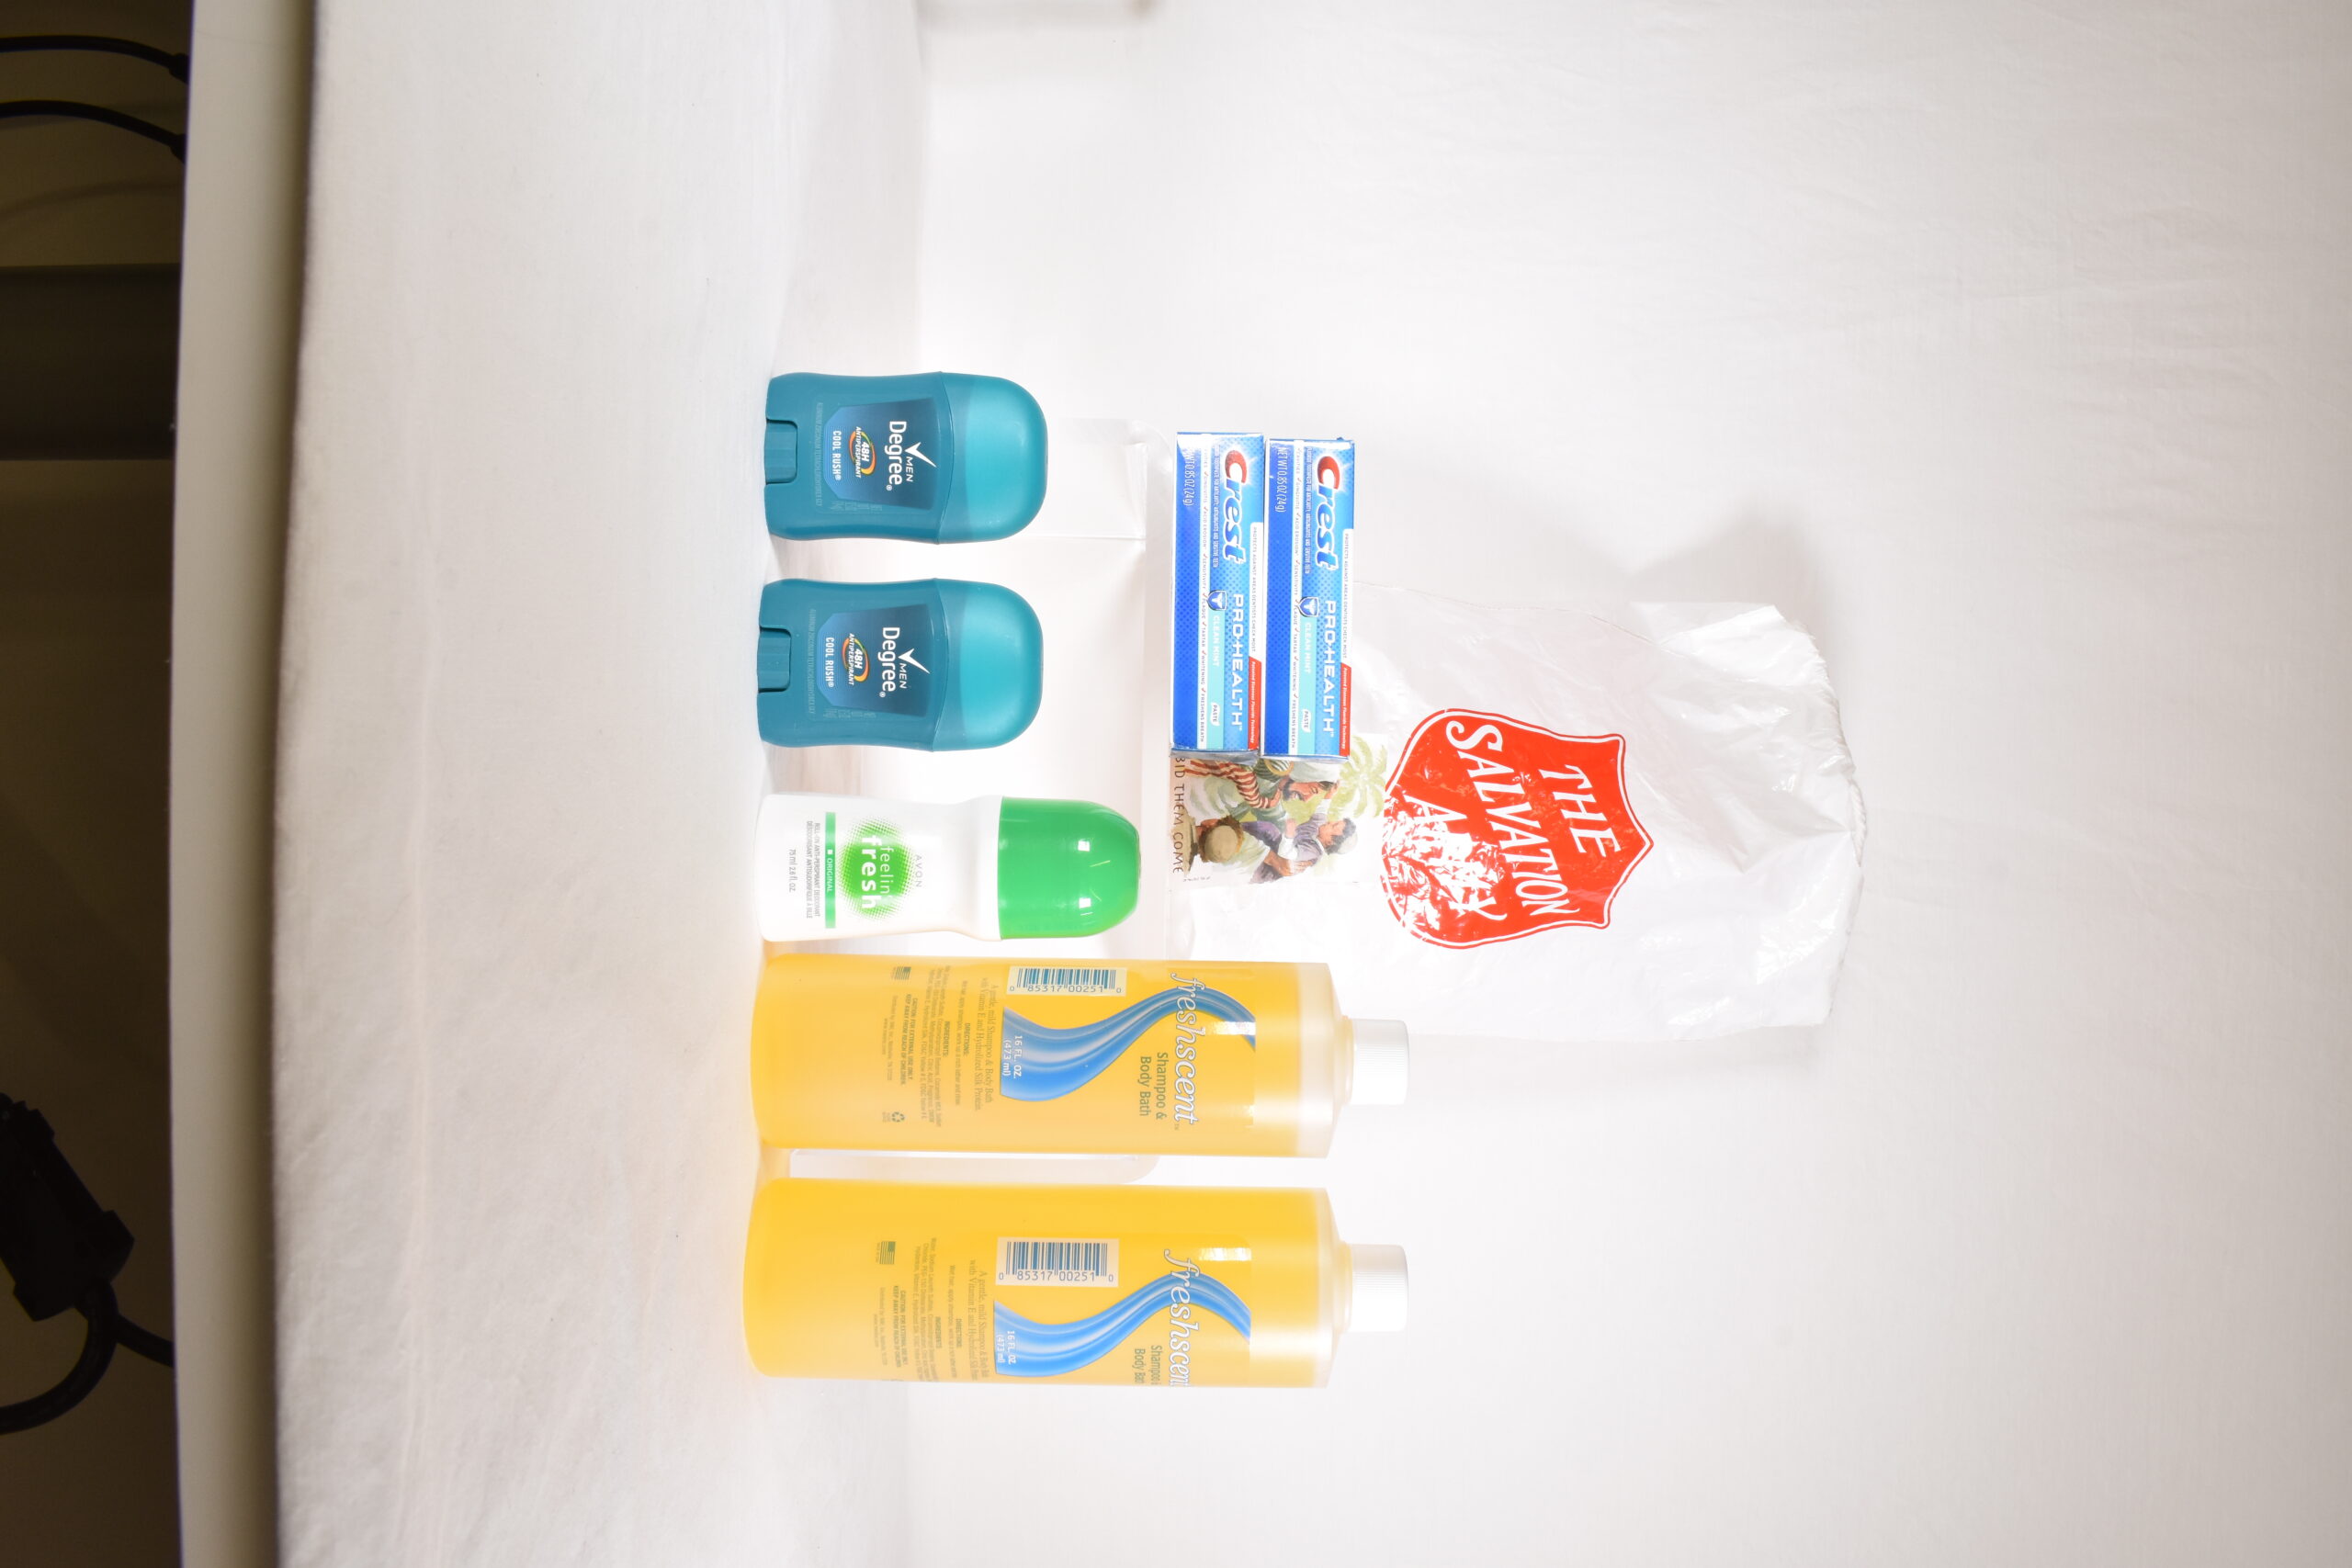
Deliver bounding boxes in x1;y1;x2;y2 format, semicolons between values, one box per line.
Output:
752;954;1408;1156
743;1178;1408;1385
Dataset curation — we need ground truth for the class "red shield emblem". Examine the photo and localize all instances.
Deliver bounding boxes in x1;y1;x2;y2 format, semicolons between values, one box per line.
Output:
1380;709;1652;947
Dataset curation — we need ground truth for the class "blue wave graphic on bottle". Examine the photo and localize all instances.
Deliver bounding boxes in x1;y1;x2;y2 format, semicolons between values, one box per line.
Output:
994;1270;1251;1377
998;984;1255;1101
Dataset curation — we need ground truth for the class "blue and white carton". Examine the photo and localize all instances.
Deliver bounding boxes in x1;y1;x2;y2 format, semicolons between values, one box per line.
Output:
1171;433;1266;753
1261;438;1353;759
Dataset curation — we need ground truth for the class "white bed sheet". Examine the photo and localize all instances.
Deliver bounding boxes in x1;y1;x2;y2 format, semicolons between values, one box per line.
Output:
272;4;925;1562
899;6;2352;1567
268;2;2352;1564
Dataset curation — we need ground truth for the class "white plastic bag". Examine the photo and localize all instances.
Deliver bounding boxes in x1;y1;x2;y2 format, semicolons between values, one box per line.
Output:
1166;588;1864;1041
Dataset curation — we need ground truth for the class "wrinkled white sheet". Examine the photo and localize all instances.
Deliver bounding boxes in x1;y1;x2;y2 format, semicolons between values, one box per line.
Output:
271;2;2352;1564
273;5;924;1562
899;6;2352;1568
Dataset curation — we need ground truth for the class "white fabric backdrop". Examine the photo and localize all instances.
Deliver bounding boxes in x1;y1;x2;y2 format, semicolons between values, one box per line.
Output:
271;1;2352;1564
903;5;2352;1567
272;4;922;1562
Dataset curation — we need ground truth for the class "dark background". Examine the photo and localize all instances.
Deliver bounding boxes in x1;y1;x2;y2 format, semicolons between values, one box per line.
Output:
3;2;192;1562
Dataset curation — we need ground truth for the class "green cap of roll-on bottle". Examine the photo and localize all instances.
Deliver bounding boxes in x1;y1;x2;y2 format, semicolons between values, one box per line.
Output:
995;798;1140;938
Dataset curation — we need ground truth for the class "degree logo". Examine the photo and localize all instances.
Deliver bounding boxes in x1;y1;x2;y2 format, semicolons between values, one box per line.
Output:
851;428;876;478
842;635;871;683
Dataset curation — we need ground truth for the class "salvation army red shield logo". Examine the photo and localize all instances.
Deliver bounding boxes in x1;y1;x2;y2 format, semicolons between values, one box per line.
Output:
1380;709;1651;947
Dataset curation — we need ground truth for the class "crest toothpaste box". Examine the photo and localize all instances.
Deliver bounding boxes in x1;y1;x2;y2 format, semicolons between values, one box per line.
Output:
1171;433;1266;753
1261;438;1353;759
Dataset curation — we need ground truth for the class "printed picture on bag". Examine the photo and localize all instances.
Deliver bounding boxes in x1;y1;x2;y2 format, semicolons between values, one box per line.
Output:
1168;744;1389;888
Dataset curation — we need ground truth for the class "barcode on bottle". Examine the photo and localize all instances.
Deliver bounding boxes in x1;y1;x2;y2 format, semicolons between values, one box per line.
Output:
996;1236;1120;1287
1005;965;1126;997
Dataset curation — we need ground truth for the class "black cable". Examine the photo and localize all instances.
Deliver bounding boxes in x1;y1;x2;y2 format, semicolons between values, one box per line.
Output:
0;1284;119;1436
111;1311;174;1369
0;99;184;159
0;34;189;82
1;1098;176;1430
0;1096;175;1430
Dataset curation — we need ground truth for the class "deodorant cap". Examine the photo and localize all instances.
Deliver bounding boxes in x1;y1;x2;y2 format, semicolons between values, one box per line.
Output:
939;373;1048;543
1349;1019;1410;1106
995;798;1140;938
931;580;1044;750
1349;1245;1409;1333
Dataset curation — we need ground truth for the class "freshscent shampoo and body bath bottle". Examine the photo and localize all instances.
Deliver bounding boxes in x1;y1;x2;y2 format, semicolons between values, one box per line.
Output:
745;1179;1406;1387
752;954;1407;1156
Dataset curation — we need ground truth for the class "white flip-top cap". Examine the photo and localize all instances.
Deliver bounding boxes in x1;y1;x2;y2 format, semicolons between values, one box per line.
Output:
1349;1245;1409;1333
1349;1019;1409;1106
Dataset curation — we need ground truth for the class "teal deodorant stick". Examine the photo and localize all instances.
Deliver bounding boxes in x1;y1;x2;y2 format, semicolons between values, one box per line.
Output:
763;372;1048;542
756;578;1044;750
